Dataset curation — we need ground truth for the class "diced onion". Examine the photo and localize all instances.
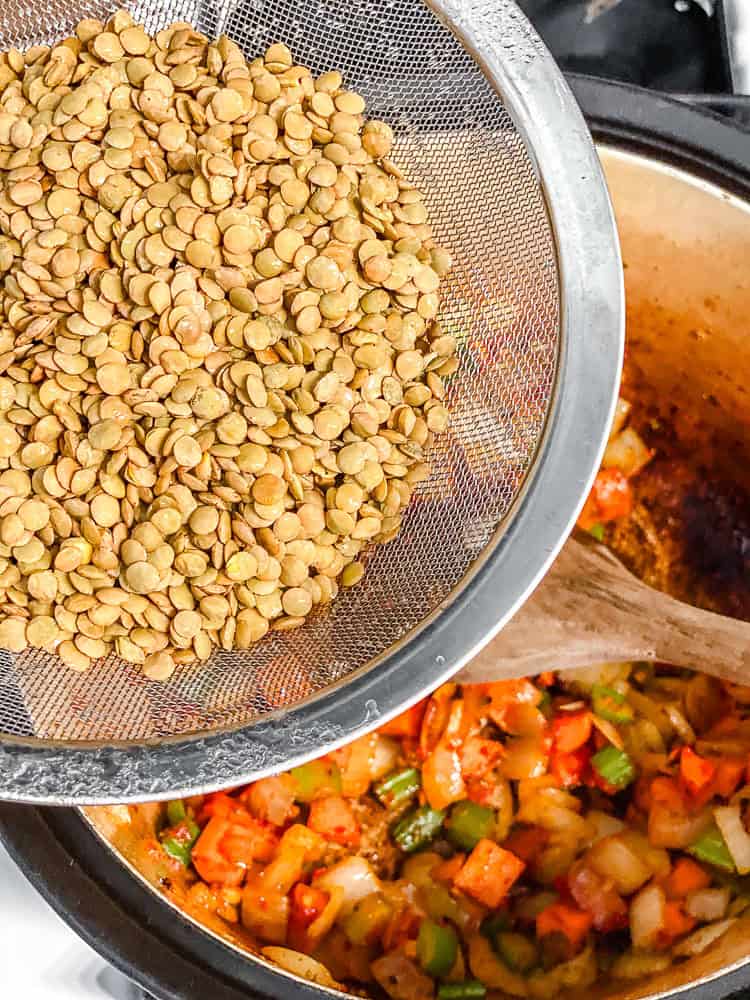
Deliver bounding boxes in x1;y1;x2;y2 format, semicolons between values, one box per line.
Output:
585;810;626;845
608;397;631;441
603;426;652;477
314;856;382;916
422;744;466;810
648;803;713;849
672;918;736;957
262;947;342;990
536;842;581;884
501;736;549;781
591;713;624;750
517;782;581;811
686;887;730;922
517;799;589;840
370;735;399;780
109;804;133;824
611;952;672;981
627;690;673;739
714;805;750;874
627;722;667;759
557;663;632;694
587;835;652;895
630;884;666;950
663;703;696;745
620;830;671;879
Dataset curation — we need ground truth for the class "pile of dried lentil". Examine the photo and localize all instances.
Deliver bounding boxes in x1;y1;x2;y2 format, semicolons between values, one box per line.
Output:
0;10;456;680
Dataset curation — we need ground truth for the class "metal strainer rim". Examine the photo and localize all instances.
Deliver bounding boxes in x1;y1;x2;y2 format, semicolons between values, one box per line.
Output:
0;0;623;803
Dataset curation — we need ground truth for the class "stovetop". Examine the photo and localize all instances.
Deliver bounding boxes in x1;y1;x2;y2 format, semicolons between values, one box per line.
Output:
521;0;750;125
7;3;750;1000
520;0;731;91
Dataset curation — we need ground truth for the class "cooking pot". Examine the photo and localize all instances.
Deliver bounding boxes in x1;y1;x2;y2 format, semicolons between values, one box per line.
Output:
1;77;750;1000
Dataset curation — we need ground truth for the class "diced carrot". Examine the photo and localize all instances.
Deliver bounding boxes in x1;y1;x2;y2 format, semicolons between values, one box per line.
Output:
221;814;279;865
712;757;746;798
453;839;525;908
553;709;593;753
290;882;329;920
656;902;696;949
503;825;550;864
378;700;427;739
536;901;593;953
198;791;239;822
550;744;591;788
307;795;360;846
577;492;601;532
287;883;330;951
633;775;655;812
485;679;541;703
578;468;634;529
192;817;245;885
460;736;504;779
663;857;711;900
422;744;466;811
650;775;686;812
598;468;636;514
433;853;465;883
680;747;717;795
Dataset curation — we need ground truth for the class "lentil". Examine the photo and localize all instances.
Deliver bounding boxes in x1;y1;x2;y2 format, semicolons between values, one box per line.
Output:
0;11;455;678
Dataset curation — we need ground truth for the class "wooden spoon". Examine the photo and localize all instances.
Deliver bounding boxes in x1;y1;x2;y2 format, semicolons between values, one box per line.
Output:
457;534;750;685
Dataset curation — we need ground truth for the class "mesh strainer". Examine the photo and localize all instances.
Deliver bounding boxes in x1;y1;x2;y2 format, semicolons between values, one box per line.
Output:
0;0;623;803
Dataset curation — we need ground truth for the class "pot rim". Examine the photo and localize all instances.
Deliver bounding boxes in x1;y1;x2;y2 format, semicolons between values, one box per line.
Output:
3;75;750;1000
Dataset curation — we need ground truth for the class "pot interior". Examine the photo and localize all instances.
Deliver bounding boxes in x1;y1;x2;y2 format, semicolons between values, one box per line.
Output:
582;146;750;1000
602;147;750;624
603;145;750;492
87;144;750;1000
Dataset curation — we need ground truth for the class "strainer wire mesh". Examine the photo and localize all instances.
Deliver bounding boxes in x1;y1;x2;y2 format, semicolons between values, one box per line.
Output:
0;0;558;745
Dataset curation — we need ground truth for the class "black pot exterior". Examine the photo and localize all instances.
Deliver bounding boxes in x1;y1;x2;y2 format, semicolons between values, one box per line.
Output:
568;74;750;194
3;76;750;1000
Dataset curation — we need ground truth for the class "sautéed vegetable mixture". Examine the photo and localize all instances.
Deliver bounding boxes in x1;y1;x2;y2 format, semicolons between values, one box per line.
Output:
102;402;750;997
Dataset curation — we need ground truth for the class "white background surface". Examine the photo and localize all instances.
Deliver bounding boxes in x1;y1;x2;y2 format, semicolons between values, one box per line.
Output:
0;840;141;999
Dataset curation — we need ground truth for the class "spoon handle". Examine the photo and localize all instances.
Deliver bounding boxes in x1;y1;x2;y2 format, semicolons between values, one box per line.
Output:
457;536;750;685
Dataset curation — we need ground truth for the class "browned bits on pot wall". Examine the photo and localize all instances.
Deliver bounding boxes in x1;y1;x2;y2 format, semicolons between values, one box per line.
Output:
0;10;456;680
